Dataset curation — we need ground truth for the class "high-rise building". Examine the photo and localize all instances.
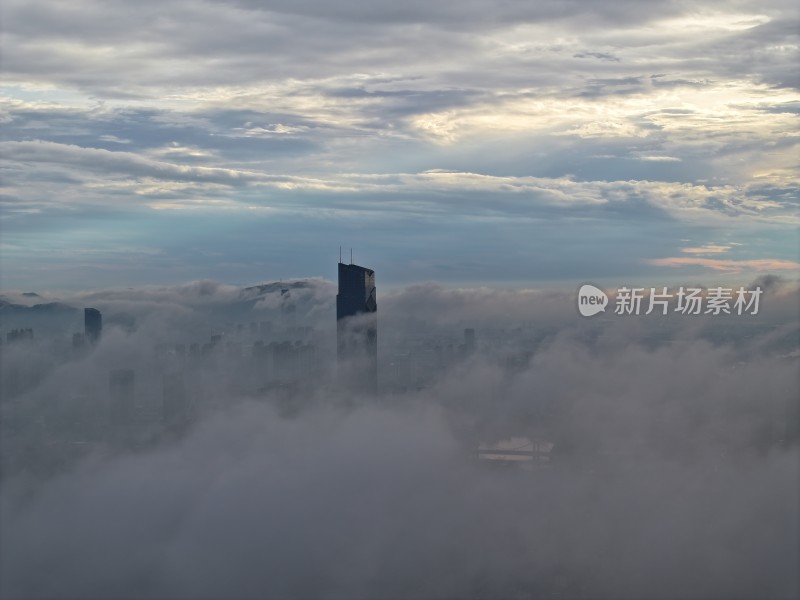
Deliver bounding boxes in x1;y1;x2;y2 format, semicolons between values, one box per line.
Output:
336;261;377;394
108;369;135;439
280;288;297;328
85;308;102;344
6;328;33;343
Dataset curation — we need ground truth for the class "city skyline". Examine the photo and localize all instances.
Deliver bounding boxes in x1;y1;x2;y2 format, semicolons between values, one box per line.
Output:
0;2;798;598
1;270;797;599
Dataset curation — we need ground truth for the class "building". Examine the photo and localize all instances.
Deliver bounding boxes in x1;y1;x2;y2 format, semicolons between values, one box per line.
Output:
476;437;553;469
6;328;33;343
72;332;86;348
84;308;102;344
280;288;297;328
162;371;188;433
336;261;377;394
108;369;135;439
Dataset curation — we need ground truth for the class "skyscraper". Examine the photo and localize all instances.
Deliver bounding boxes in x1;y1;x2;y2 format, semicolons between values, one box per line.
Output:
336;261;377;394
108;369;135;441
84;308;102;344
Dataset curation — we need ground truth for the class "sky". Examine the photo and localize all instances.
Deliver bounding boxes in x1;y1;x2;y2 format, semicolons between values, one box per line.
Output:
1;0;799;290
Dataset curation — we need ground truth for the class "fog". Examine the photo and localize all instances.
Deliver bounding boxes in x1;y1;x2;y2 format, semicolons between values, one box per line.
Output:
1;278;798;599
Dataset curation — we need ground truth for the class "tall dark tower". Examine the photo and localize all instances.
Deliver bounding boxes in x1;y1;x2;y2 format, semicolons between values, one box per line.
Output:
336;261;377;395
84;308;102;344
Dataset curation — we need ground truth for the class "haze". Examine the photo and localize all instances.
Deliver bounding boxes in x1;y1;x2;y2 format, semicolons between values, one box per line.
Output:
1;0;799;598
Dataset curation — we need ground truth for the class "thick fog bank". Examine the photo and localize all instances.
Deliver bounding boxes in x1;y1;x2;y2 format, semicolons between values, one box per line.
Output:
1;278;798;599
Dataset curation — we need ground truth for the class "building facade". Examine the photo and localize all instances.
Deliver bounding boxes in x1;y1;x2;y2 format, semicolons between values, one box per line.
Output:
84;308;102;344
336;262;377;394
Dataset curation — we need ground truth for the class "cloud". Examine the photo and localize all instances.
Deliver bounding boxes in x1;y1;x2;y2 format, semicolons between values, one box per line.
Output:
0;141;266;186
637;155;682;162
649;256;800;273
680;244;732;254
0;279;798;599
2;143;797;224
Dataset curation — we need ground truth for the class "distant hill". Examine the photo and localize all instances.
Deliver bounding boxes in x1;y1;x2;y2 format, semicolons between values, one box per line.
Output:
0;301;80;336
241;280;315;298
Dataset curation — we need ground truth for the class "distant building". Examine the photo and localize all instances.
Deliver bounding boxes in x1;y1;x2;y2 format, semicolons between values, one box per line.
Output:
162;371;188;433
476;437;553;469
84;308;102;344
6;328;33;343
281;288;297;327
336;261;377;394
108;369;135;435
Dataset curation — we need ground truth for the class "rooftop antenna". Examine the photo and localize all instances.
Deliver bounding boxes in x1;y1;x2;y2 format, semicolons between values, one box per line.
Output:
350;248;353;264
339;246;342;263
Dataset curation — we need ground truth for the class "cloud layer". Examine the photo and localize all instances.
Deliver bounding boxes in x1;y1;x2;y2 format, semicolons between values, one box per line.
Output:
1;279;798;599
